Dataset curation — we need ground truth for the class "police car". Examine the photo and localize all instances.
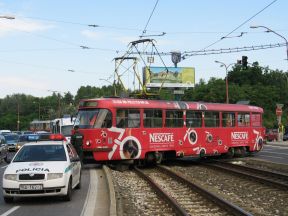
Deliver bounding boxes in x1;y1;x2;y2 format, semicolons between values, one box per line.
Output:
2;134;81;203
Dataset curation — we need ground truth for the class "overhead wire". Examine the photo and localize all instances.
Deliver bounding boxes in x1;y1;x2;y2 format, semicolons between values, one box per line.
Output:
0;57;97;75
128;42;286;56
18;15;166;34
140;0;160;38
0;22;122;53
182;0;279;60
9;15;288;35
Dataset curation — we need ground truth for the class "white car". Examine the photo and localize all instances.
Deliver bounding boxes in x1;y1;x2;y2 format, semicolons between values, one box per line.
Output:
2;134;81;203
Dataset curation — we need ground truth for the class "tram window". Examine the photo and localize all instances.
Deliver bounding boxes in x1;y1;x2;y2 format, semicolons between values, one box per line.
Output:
222;112;235;127
96;109;112;128
238;113;250;127
116;109;140;128
165;110;183;128
204;112;220;127
251;113;261;127
144;109;162;128
186;111;202;127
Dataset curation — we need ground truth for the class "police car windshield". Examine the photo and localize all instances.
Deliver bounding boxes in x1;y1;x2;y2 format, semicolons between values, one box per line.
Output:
13;145;67;162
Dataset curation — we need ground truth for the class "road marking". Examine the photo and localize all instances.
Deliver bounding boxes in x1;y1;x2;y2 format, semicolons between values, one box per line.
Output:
80;169;97;216
0;206;20;216
261;150;288;156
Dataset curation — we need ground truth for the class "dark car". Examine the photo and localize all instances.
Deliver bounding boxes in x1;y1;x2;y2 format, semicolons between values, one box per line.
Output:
3;134;19;151
15;134;53;151
283;133;288;141
265;129;278;142
0;135;8;161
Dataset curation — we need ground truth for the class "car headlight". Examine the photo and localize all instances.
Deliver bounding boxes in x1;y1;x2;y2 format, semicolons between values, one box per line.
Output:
47;173;63;180
4;174;17;181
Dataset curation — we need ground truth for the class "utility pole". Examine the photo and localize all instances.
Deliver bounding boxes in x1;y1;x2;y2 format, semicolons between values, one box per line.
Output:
58;95;61;118
17;103;20;131
38;103;41;120
215;61;234;104
48;90;63;118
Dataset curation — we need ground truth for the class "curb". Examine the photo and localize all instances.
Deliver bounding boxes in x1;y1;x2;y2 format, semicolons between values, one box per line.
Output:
103;165;117;216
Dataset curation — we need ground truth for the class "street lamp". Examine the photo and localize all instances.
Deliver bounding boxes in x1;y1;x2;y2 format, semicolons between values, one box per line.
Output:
250;25;288;62
17;102;20;131
215;61;234;104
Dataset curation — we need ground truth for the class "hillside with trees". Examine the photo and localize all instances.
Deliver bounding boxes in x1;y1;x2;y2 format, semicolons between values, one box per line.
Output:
0;62;287;130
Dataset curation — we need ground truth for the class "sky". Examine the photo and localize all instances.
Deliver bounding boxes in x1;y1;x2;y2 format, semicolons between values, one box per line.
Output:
0;0;287;99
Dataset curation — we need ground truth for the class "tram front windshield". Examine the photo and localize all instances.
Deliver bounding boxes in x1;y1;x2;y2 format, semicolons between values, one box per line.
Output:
74;109;112;129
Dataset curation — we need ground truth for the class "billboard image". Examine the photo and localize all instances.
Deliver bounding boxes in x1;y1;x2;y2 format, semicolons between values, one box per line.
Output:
143;66;195;88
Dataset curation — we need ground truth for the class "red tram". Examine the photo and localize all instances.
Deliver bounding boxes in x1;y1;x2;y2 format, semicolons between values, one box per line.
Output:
74;98;265;163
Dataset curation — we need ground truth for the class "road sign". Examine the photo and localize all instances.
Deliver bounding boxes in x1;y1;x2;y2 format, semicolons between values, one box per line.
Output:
276;108;282;116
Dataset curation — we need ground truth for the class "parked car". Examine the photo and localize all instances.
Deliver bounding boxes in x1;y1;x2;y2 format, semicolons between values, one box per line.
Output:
283;133;288;141
15;134;40;151
0;135;8;162
3;134;19;151
21;131;34;135
265;129;278;142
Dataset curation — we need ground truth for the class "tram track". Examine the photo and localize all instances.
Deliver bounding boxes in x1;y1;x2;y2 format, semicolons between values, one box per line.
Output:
134;166;252;216
201;160;288;191
110;166;176;216
169;162;288;215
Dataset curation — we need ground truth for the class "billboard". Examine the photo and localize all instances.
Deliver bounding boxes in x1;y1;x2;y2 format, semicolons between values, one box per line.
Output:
143;66;195;88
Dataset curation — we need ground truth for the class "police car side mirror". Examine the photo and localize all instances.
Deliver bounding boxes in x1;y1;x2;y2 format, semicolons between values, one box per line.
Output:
4;157;11;164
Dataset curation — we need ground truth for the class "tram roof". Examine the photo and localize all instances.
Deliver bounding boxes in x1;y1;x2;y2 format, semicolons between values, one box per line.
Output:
79;98;263;113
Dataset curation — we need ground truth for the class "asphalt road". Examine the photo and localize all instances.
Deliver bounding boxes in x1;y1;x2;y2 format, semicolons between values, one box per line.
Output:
0;144;287;216
0;152;97;216
255;142;288;165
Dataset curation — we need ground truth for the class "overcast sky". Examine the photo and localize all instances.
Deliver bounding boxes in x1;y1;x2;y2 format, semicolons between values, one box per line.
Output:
0;0;287;98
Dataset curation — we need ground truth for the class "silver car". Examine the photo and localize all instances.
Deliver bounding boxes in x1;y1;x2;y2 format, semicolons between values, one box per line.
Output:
0;135;8;162
3;134;19;152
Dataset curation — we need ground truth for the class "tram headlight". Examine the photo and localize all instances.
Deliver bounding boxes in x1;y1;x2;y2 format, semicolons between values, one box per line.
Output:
86;140;91;146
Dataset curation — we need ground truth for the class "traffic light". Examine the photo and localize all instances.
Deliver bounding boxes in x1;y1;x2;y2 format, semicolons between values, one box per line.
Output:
242;56;248;68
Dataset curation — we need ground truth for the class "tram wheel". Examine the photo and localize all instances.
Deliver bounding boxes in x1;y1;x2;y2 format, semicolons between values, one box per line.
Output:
199;149;206;158
155;152;163;164
239;147;247;157
224;148;234;159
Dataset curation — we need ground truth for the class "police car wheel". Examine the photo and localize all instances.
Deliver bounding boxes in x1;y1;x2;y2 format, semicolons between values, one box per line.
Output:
63;178;72;201
4;196;13;203
75;172;81;190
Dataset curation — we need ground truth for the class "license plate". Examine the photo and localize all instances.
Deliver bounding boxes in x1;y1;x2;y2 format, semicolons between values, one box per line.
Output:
20;184;43;190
